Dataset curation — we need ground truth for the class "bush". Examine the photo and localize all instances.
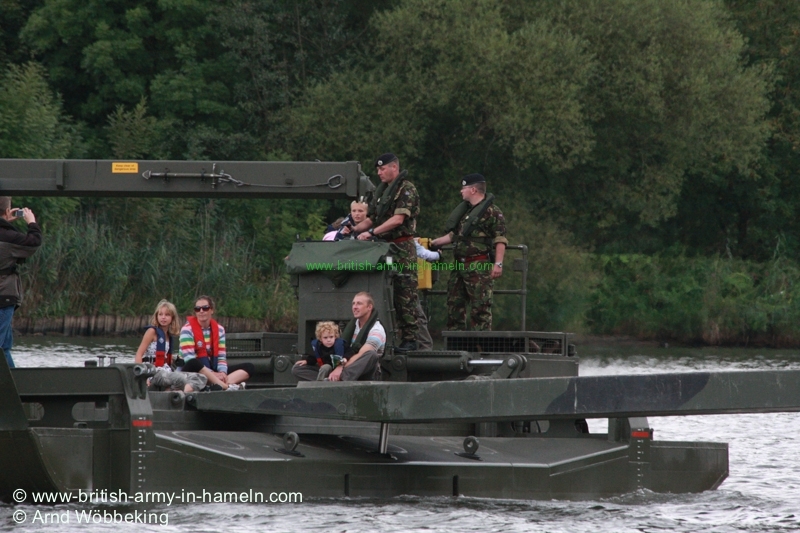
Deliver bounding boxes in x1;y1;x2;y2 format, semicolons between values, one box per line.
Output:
587;253;800;346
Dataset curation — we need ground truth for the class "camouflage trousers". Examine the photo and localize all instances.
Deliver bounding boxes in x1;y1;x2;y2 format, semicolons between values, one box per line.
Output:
446;266;493;331
148;368;207;392
392;239;420;343
416;298;433;350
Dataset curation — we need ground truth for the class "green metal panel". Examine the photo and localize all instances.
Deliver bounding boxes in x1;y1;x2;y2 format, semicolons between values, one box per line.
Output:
285;241;395;274
13;368;128;396
0;159;371;198
648;441;729;492
192;370;800;422
31;428;94;491
0;350;28;430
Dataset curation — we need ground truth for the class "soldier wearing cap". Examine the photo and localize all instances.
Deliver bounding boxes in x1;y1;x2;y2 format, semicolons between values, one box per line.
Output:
352;153;420;351
430;173;507;331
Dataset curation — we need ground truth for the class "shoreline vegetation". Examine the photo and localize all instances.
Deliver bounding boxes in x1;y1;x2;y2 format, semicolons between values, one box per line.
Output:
5;2;800;349
13;315;265;337
13;214;800;348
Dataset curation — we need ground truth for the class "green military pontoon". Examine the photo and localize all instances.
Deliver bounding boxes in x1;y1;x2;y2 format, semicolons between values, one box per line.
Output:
1;158;799;502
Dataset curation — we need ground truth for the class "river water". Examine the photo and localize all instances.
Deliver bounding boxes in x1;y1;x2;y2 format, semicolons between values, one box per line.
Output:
4;337;800;532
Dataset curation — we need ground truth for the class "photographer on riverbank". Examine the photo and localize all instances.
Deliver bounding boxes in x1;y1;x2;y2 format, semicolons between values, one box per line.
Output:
0;197;41;368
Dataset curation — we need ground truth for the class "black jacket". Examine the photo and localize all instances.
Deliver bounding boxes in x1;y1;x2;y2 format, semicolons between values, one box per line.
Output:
0;218;42;308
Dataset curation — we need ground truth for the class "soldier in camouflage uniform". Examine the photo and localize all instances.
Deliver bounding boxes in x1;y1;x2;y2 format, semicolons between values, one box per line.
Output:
431;174;507;331
354;153;420;351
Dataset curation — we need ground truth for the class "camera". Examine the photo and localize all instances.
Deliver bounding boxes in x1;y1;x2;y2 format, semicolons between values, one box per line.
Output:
12;209;24;218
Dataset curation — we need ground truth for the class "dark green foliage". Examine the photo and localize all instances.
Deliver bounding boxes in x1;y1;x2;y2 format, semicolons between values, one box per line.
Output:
286;0;771;243
588;254;800;346
285;0;598;227
0;63;78;159
493;200;595;332
717;0;800;260
21;212;298;330
0;0;41;65
19;0;385;159
3;0;800;344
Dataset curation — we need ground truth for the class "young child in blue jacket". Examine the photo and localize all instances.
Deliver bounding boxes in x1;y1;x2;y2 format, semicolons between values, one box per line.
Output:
292;321;346;381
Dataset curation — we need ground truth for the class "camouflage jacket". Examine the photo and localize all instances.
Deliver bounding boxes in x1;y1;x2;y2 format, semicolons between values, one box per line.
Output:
451;203;508;260
370;178;420;241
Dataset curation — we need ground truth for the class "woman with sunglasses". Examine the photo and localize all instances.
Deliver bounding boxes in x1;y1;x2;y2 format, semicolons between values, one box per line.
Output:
179;295;253;390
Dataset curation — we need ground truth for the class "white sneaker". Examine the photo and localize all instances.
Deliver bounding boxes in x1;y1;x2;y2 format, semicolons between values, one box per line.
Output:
226;383;241;391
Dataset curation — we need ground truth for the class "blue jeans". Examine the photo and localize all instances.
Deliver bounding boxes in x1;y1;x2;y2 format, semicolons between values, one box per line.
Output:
0;305;15;368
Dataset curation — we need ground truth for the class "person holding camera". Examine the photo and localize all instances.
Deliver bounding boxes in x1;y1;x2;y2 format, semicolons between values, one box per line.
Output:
0;197;42;368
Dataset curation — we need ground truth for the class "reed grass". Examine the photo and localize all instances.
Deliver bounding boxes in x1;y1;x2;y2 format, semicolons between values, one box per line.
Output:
19;215;297;331
16;208;800;346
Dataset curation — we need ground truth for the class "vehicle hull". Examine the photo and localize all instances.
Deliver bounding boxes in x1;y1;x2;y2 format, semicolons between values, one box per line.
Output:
151;430;727;500
0;362;729;502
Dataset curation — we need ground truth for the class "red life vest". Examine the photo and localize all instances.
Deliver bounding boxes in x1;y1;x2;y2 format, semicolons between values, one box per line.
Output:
145;325;172;367
187;316;220;366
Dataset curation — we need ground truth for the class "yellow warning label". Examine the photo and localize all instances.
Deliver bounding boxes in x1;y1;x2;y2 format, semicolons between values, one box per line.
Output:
112;162;139;173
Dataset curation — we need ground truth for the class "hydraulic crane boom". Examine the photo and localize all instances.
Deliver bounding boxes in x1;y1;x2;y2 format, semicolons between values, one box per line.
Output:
0;159;373;199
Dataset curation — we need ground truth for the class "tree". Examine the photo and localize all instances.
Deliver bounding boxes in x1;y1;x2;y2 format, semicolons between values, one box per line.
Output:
286;0;772;242
719;0;800;260
0;0;41;65
20;0;247;157
518;0;771;247
0;62;77;159
285;0;596;230
20;0;387;160
0;62;81;225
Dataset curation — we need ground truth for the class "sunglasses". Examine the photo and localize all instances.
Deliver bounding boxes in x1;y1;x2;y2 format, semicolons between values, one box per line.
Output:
194;305;212;312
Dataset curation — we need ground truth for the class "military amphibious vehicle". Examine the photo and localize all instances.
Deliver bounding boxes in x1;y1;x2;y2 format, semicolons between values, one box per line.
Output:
1;158;800;502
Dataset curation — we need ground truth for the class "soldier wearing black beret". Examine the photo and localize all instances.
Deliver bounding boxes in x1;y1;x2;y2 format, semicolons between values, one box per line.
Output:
351;153;421;351
430;174;507;331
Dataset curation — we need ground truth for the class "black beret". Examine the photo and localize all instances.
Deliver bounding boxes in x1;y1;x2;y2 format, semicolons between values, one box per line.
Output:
375;153;398;168
461;173;486;187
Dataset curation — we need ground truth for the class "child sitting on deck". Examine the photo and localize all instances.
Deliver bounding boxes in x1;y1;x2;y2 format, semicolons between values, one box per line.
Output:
292;321;347;381
135;299;206;393
135;299;180;368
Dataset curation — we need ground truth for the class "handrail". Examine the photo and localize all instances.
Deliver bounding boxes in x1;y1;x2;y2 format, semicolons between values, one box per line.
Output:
424;244;528;330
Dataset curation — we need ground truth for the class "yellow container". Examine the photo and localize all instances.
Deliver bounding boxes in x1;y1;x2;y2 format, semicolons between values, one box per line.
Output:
417;238;433;290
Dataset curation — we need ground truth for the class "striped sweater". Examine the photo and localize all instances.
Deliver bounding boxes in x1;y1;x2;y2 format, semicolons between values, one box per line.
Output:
179;322;227;373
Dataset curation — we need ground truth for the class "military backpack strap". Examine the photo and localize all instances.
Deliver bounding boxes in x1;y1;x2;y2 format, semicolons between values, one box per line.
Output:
355;311;379;352
444;193;495;243
367;186;384;220
444;201;471;236
459;193;494;240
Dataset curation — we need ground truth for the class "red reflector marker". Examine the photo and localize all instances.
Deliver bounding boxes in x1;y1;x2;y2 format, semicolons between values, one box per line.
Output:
631;430;651;439
132;419;152;427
